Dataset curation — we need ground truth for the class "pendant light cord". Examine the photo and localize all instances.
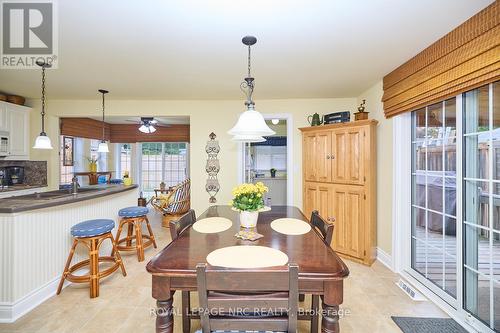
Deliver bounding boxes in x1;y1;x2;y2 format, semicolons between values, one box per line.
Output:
247;45;251;78
101;92;105;141
40;66;46;134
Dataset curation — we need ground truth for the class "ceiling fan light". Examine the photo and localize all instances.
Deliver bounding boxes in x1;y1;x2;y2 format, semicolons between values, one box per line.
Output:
139;124;156;134
97;141;109;153
33;133;53;149
228;109;275;136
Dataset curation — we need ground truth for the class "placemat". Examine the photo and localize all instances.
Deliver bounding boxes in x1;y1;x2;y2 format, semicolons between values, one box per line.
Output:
192;217;232;233
206;245;288;268
270;218;311;235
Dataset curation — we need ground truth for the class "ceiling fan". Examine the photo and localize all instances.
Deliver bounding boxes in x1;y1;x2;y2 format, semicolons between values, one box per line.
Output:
126;117;170;134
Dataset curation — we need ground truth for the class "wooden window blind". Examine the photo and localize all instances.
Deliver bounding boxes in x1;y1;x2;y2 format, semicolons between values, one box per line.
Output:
382;2;500;118
60;118;190;143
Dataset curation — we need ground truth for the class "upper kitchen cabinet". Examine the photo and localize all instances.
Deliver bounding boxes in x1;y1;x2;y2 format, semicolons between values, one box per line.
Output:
0;101;31;160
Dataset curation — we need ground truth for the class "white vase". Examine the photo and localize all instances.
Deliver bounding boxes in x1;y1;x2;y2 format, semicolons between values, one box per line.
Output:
239;210;259;228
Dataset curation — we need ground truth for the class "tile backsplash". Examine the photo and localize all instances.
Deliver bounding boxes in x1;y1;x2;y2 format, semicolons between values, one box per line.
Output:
0;160;48;186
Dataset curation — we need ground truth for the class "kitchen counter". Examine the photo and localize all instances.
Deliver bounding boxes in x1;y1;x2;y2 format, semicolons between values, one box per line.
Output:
0;184;139;318
0;184;46;193
0;184;138;213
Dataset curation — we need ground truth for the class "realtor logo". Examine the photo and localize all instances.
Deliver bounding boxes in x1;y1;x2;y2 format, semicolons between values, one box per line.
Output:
1;0;58;68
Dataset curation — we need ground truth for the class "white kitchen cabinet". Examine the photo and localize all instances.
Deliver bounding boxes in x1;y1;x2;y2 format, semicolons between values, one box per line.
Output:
0;102;9;131
0;101;31;160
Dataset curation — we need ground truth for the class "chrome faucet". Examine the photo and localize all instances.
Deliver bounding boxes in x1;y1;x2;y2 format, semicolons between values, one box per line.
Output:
71;176;80;194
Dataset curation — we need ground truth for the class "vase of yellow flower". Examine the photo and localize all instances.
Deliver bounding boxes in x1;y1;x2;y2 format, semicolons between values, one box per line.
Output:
231;182;269;228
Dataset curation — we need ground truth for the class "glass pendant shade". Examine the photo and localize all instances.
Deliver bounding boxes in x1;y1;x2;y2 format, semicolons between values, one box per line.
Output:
139;124;156;133
33;134;53;149
97;141;109;153
228;109;275;136
231;134;266;143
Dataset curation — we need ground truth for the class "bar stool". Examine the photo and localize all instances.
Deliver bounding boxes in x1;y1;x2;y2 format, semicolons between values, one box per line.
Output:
115;206;157;262
57;219;126;298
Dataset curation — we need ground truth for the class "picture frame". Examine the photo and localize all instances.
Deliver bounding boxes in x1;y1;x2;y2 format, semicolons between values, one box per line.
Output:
63;136;74;166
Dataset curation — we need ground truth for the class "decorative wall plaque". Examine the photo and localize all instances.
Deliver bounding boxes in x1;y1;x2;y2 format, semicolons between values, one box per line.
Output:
205;132;220;203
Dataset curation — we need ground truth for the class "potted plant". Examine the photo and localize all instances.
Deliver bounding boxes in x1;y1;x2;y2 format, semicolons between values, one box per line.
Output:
85;156;100;173
231;182;269;228
270;168;277;178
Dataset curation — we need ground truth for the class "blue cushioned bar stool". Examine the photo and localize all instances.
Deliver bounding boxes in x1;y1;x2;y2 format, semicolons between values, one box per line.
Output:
114;206;157;262
57;219;126;298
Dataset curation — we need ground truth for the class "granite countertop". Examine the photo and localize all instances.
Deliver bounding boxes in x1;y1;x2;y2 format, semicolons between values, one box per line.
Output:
0;184;47;193
0;184;139;213
254;176;287;180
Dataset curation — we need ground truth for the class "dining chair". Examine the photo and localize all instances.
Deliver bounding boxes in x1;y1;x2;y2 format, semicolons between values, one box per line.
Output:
169;209;197;333
300;210;334;333
197;263;299;333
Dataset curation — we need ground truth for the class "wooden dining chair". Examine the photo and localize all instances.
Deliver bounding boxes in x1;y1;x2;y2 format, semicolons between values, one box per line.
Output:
300;210;334;333
169;209;196;333
197;263;299;333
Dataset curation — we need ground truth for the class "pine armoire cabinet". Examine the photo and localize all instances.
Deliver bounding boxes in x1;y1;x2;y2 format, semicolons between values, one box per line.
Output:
300;119;377;265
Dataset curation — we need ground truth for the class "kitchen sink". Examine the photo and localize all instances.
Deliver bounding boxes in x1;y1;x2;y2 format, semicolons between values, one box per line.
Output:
14;187;106;200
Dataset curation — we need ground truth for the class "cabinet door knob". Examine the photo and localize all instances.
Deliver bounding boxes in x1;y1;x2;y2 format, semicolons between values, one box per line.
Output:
326;155;330;159
331;155;335;159
330;217;336;222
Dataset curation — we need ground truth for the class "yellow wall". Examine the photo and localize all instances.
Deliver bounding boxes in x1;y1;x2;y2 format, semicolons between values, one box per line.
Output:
28;98;357;214
357;81;393;255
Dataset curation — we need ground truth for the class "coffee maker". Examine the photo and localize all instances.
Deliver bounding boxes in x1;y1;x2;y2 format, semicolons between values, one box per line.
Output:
5;166;25;185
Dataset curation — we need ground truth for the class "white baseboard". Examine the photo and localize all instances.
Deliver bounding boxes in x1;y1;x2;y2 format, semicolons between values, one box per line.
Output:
0;276;68;323
376;247;393;271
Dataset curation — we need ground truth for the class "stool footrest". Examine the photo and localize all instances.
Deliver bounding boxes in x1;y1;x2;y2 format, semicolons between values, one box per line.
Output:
65;256;122;283
116;234;155;252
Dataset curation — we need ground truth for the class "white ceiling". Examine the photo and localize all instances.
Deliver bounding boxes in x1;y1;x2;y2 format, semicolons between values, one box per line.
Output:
87;116;190;125
0;0;493;100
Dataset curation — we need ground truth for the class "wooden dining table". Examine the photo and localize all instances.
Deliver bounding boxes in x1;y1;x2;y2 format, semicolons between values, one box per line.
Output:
146;205;350;333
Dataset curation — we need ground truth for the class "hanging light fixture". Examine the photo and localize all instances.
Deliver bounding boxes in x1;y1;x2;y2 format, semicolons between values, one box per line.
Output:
228;36;275;141
33;60;53;149
138;117;157;133
271;119;280;125
97;89;109;153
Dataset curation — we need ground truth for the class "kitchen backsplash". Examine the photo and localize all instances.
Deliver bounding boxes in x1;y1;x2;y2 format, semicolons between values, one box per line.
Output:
0;160;48;186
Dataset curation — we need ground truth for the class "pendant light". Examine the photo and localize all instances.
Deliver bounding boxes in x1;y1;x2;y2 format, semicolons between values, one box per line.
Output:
33;60;53;149
228;36;275;140
97;89;109;153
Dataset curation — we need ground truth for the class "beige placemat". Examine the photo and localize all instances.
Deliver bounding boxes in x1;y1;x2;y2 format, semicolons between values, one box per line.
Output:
270;218;311;235
192;217;233;233
206;245;289;268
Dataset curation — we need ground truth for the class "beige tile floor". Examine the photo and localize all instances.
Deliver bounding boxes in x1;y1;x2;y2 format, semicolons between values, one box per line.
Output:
0;210;447;333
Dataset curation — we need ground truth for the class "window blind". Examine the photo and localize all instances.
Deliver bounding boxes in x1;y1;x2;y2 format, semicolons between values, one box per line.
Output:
382;2;500;118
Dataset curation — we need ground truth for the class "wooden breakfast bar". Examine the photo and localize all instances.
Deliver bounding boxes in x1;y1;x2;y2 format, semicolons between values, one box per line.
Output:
146;205;350;333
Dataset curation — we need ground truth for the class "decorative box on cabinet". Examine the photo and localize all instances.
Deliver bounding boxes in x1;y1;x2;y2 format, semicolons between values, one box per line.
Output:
300;119;377;265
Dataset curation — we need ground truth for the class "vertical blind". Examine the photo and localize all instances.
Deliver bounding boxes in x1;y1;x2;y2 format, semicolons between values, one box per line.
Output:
382;1;500;118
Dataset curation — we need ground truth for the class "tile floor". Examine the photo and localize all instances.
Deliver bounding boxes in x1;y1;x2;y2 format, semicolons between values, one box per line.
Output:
0;210;447;333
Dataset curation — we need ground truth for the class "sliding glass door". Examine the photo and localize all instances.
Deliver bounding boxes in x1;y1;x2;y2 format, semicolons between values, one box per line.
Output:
463;82;500;331
409;81;499;332
411;99;458;304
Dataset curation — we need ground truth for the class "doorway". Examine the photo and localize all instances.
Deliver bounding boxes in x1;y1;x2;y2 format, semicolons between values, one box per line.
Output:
238;114;293;206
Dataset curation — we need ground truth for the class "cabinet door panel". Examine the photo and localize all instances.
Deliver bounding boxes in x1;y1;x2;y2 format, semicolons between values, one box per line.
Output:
331;185;364;258
9;108;29;157
303;134;317;182
317;184;332;222
346;129;365;184
316;132;331;182
303;183;318;219
331;130;347;182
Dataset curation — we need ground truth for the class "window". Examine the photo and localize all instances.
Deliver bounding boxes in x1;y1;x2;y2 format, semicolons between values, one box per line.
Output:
140;142;188;197
463;82;500;330
411;99;457;299
251;146;287;171
118;143;132;177
408;81;500;332
90;139;107;171
59;136;74;185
